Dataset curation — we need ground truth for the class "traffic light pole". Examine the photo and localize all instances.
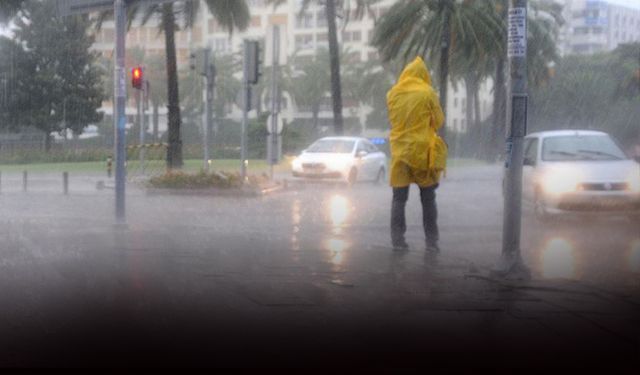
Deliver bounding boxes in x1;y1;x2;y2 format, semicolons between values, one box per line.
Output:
268;25;280;180
114;0;127;225
241;41;251;184
497;0;530;279
202;48;211;171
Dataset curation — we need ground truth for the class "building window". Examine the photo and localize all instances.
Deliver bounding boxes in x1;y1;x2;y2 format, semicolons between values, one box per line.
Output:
250;16;261;28
295;34;313;49
453;119;458;128
317;33;328;42
317;11;327;28
296;13;313;28
213;38;229;52
352;30;361;42
454;98;458;108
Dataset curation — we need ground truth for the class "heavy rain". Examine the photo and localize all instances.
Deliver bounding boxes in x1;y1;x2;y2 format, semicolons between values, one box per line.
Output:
0;0;639;370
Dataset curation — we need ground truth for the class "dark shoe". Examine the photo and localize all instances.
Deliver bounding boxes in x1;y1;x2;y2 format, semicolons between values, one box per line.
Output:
426;242;440;253
392;242;410;251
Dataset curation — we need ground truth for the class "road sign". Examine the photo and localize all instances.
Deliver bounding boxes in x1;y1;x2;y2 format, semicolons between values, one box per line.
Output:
266;114;283;134
55;0;176;17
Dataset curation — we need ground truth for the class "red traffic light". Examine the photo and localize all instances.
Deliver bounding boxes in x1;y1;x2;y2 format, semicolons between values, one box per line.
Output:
132;67;143;89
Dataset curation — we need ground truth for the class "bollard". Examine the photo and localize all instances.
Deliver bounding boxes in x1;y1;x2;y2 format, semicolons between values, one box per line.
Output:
107;156;113;178
22;170;27;192
63;172;69;195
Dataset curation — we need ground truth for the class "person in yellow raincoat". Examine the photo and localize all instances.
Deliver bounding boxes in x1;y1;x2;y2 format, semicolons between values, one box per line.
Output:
387;56;447;252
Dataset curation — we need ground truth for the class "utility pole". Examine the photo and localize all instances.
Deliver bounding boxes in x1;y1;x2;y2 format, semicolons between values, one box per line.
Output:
241;40;261;183
114;0;127;225
241;41;251;183
438;0;450;141
200;48;214;172
497;0;530;279
268;25;281;180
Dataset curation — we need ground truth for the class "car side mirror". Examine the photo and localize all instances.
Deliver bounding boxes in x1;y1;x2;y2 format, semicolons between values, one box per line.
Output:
357;150;368;158
523;157;535;166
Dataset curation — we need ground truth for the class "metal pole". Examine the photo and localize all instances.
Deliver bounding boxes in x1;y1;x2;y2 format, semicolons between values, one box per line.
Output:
138;83;144;173
22;170;27;192
438;0;450;141
207;63;215;169
203;48;211;171
114;0;127;225
498;0;530;279
269;25;280;180
241;40;250;183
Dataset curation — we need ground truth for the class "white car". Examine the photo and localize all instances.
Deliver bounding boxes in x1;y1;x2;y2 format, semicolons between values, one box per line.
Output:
522;130;640;221
291;137;387;184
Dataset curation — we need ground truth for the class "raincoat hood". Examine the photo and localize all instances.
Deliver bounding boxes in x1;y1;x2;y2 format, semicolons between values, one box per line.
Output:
396;56;432;87
386;56;445;183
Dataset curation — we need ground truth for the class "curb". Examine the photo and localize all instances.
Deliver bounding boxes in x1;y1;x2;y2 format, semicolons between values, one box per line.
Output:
145;184;285;197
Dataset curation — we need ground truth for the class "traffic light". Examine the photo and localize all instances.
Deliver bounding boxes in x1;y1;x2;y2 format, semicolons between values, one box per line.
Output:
132;67;143;90
245;41;261;85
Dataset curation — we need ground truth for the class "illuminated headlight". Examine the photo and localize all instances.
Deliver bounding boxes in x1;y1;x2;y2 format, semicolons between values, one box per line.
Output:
542;169;582;195
292;157;302;170
627;168;640;193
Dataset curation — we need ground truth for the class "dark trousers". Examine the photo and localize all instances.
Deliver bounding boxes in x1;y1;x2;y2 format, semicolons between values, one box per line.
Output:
391;184;439;246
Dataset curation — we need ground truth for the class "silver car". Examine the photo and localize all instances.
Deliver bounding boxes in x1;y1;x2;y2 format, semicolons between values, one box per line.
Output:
522;130;640;221
291;137;387;185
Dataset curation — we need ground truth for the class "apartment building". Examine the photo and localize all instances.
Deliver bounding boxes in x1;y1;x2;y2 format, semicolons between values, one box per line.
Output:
91;0;488;138
559;0;640;55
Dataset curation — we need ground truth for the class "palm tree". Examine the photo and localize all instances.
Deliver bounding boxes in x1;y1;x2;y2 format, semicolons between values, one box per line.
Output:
0;0;24;23
97;0;249;169
372;0;502;141
269;0;378;135
283;50;333;131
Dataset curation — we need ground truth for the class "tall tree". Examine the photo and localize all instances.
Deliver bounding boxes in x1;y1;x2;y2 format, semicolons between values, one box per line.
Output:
0;0;104;151
269;0;378;135
0;0;24;23
98;0;249;169
283;51;333;131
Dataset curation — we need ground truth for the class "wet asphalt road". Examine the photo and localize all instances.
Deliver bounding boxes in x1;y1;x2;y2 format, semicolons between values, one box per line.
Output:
0;165;638;368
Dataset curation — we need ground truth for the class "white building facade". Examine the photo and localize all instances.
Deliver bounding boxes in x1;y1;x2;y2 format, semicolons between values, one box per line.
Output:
558;0;640;55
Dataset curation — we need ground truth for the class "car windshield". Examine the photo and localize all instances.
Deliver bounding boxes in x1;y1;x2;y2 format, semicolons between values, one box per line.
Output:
541;135;627;161
306;140;355;154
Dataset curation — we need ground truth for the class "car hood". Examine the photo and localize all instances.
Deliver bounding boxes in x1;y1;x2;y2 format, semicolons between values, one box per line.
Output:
541;160;639;182
297;153;352;163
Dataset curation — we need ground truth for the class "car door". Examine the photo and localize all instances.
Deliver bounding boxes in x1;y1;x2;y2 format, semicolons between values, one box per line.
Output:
354;141;369;179
522;137;539;202
367;141;385;175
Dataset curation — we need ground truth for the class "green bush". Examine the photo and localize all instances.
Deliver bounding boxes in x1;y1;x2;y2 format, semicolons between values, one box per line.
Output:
147;170;270;189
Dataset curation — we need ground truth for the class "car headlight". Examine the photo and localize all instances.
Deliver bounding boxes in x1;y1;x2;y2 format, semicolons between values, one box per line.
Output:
627;168;640;193
292;157;302;170
542;168;582;195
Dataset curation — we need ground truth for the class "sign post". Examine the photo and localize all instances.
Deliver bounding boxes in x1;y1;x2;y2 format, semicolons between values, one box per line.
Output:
496;0;530;279
268;25;281;180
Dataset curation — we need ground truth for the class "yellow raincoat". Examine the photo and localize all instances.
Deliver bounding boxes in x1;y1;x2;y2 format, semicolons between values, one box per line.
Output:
387;56;447;188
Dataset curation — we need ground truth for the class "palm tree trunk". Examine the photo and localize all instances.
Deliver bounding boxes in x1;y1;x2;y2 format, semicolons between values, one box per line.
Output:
438;1;451;141
162;3;183;169
325;0;344;135
152;102;159;142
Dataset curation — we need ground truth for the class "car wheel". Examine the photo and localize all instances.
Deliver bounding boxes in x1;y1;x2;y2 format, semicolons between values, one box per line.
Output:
347;168;358;186
374;168;385;185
